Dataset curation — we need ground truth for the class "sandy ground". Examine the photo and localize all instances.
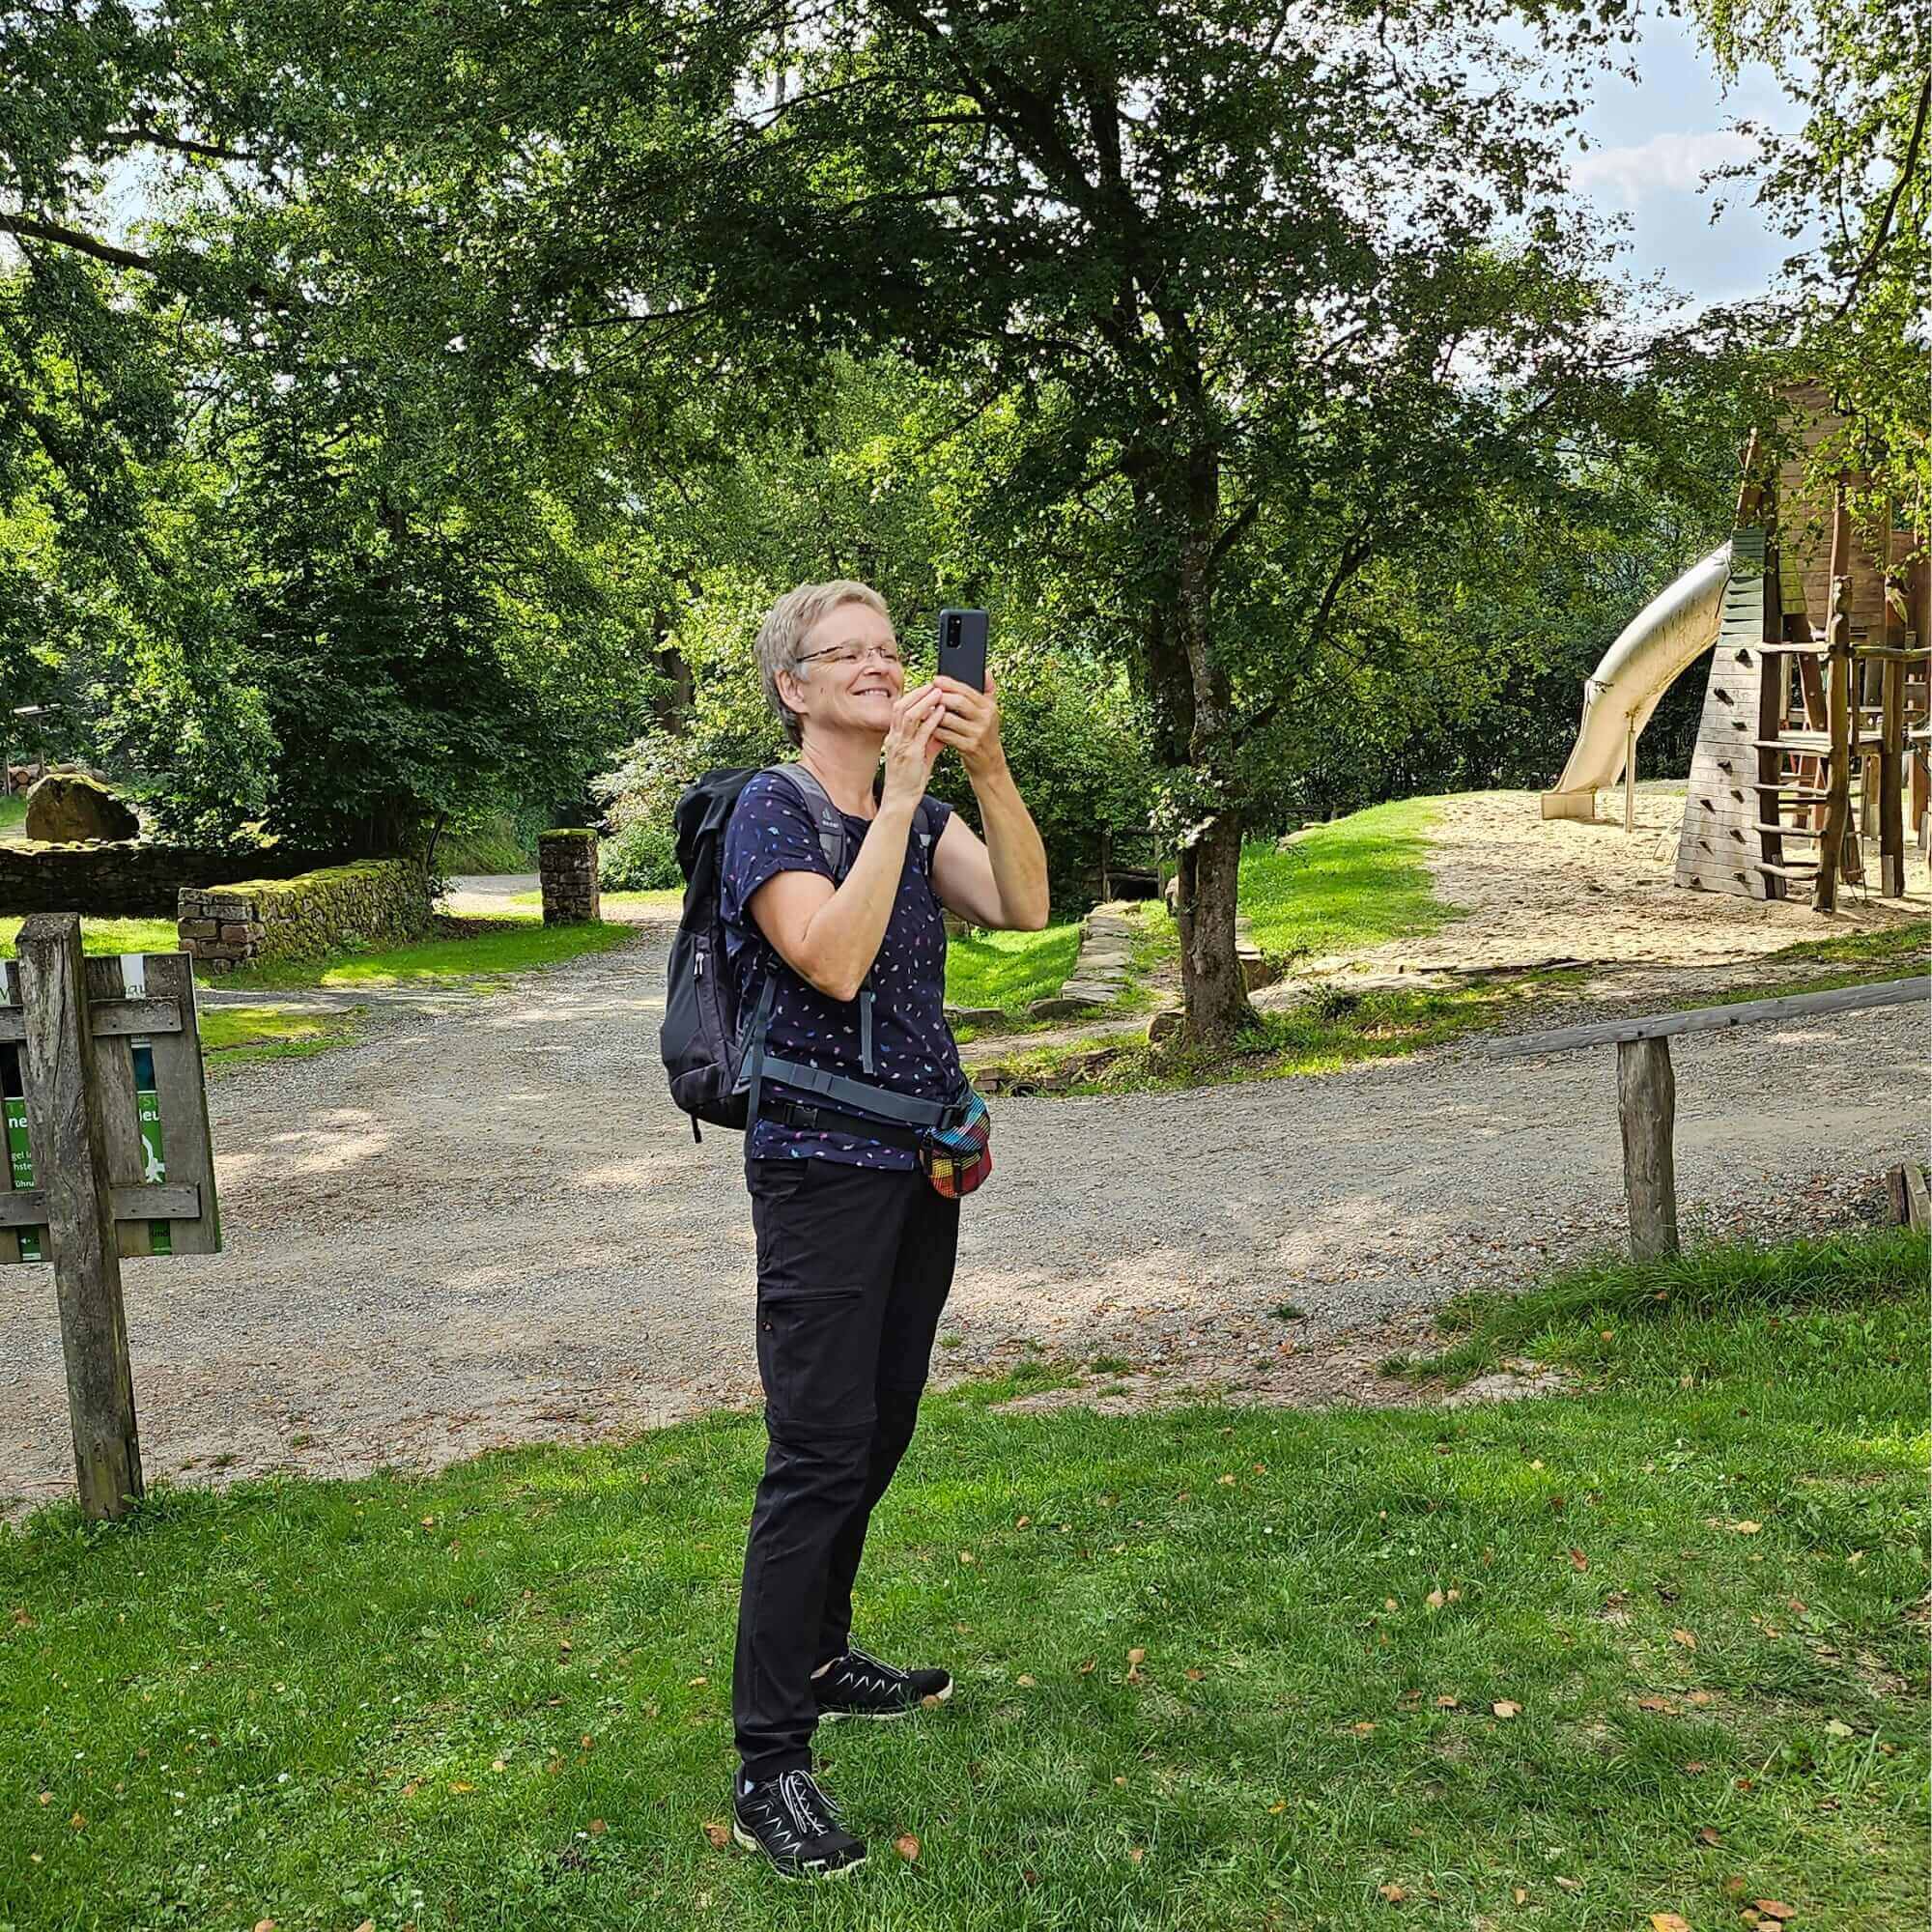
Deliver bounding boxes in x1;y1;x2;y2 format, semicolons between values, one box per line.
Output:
1309;783;1929;983
2;827;1923;1518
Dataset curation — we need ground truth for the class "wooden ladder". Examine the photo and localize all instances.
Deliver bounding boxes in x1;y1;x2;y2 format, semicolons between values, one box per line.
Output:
1753;486;1929;908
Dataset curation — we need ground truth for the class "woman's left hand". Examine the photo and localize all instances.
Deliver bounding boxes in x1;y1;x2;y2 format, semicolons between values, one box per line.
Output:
931;671;1007;781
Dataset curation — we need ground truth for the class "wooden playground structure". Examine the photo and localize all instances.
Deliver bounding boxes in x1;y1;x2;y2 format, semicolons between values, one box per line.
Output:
1675;384;1930;909
1546;383;1930;914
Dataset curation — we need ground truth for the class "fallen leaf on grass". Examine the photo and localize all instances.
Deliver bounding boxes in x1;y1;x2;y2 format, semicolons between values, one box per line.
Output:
1492;1701;1520;1719
1554;1876;1582;1892
1698;1827;1723;1846
588;1819;607;1835
353;1921;375;1932
1185;1667;1205;1682
1671;1628;1698;1650
1425;1590;1445;1610
1682;1761;1709;1775
1651;1915;1692;1931
1016;1675;1037;1688
702;1820;730;1850
921;1692;944;1709
895;1833;921;1861
1635;1695;1678;1713
1353;1720;1378;1735
449;1781;475;1794
36;1792;49;1805
1435;1695;1460;1710
1127;1846;1145;1864
1378;1883;1406;1902
1753;1903;1795;1920
1079;1658;1096;1674
1732;1520;1762;1534
1569;1548;1589;1572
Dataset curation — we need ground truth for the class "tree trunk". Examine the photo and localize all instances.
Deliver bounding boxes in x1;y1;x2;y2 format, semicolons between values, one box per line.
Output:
1177;809;1252;1041
1172;441;1257;1044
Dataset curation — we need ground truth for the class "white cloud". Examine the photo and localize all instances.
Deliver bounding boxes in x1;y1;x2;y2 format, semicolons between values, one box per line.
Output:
1572;128;1756;203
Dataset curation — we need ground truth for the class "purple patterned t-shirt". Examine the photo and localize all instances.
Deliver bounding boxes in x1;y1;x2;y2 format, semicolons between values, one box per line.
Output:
720;770;961;1169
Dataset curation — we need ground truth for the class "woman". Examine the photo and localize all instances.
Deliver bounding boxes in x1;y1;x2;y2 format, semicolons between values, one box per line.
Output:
719;580;1049;1877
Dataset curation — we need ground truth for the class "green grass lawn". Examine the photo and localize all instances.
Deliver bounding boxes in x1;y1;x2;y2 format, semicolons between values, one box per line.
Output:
1240;799;1456;965
945;922;1083;1014
196;1003;367;1067
0;916;182;959
0;917;635;990
223;919;635;992
0;793;23;836
1;1230;1921;1930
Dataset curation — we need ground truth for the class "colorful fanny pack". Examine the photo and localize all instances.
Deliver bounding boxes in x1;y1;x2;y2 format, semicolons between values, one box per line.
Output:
919;1085;993;1198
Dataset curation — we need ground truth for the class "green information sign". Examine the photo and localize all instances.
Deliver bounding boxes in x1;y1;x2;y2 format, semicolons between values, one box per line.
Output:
130;1040;172;1257
3;1056;43;1263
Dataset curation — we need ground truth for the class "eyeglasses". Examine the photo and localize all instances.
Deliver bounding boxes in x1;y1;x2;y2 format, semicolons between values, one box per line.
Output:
794;639;904;669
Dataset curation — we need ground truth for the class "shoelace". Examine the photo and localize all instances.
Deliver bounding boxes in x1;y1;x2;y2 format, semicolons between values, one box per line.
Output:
779;1768;837;1840
839;1647;904;1692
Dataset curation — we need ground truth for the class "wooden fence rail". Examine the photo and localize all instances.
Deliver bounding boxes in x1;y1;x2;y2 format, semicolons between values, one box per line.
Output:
1484;976;1928;1260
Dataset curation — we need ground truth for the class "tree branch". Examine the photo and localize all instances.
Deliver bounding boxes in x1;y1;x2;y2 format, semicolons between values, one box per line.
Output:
0;213;156;272
104;119;261;165
1835;71;1930;316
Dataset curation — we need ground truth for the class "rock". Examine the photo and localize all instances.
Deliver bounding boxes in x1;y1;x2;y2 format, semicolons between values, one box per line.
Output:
1147;1008;1184;1043
23;773;140;843
1028;994;1102;1020
1238;948;1279;991
945;1006;1008;1028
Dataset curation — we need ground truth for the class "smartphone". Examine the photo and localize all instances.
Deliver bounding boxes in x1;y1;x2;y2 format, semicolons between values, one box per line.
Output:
936;608;988;693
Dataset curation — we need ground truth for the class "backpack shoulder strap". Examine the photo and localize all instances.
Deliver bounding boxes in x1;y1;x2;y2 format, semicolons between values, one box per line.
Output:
764;763;851;879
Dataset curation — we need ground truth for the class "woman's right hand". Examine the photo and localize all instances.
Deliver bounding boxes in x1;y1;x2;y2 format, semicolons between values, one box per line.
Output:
880;683;948;810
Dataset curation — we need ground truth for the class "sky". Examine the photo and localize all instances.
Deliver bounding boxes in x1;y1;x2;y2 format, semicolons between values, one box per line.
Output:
1561;7;1799;307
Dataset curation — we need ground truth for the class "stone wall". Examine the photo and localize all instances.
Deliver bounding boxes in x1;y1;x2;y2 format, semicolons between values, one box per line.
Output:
0;839;331;918
538;829;601;924
178;858;434;971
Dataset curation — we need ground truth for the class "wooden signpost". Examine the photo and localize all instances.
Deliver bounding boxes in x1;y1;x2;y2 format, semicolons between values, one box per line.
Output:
1;915;220;1520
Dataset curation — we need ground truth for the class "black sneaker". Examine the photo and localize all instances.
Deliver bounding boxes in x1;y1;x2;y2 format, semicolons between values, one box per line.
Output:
732;1767;867;1878
812;1645;954;1722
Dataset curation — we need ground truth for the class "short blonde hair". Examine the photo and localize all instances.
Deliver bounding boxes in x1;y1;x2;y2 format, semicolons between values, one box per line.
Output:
755;580;892;747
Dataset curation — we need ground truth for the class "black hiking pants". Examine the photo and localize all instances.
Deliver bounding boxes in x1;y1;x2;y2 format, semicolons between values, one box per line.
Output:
732;1155;960;1782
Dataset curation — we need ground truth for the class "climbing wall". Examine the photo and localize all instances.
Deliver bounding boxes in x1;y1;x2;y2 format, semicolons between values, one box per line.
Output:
1674;528;1778;898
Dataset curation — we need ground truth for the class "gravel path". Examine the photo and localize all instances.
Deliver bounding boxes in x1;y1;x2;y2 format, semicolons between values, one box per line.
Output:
2;908;1924;1515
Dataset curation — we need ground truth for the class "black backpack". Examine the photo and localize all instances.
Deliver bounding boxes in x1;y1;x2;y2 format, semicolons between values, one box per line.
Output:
660;763;953;1141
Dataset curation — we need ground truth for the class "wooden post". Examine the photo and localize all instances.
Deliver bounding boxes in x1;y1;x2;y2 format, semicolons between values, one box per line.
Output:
1616;1036;1679;1260
1623;713;1636;834
1878;533;1908;894
1812;482;1853;910
15;914;143;1519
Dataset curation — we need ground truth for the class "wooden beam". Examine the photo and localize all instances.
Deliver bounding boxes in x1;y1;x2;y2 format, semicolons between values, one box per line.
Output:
1617;1037;1680;1260
1485;976;1928;1059
15;915;143;1520
0;1181;201;1229
0;996;182;1043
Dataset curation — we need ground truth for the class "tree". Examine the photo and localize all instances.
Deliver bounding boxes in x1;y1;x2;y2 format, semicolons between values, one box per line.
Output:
1688;0;1928;511
354;0;1658;1037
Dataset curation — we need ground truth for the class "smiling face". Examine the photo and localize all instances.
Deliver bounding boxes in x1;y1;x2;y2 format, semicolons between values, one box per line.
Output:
780;600;905;746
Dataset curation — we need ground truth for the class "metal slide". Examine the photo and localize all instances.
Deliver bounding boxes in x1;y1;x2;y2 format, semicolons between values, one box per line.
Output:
1540;542;1732;821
